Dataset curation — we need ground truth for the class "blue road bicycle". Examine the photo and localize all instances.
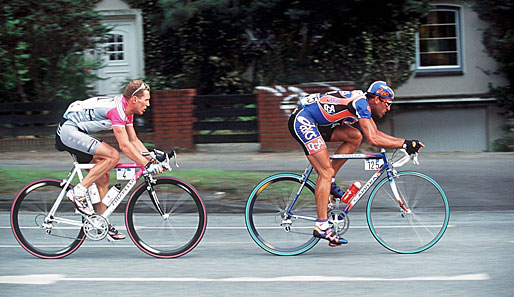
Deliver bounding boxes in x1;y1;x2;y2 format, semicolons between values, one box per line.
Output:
245;149;449;256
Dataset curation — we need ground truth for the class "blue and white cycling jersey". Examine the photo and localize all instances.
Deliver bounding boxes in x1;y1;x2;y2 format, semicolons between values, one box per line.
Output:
299;90;372;126
289;90;373;155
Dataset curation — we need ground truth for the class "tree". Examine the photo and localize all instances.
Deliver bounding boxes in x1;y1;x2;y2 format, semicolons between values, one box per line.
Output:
472;0;514;151
472;0;514;115
0;0;109;102
129;0;430;94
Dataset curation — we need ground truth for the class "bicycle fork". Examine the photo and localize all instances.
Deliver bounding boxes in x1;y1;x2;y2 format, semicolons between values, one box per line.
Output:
144;176;168;219
387;169;411;214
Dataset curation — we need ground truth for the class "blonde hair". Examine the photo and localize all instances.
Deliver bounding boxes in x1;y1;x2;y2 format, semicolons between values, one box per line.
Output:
123;80;150;98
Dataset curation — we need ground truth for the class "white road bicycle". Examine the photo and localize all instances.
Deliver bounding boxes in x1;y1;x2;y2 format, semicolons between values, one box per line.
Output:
10;149;207;259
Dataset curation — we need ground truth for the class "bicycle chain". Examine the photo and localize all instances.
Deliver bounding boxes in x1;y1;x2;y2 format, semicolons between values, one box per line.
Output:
34;213;106;241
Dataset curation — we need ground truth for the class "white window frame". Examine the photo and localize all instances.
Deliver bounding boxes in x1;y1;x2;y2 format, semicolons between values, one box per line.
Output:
415;5;463;74
104;33;126;63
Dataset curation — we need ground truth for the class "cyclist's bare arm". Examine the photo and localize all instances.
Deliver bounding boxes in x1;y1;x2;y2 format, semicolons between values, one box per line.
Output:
113;126;149;166
126;125;149;154
359;118;405;149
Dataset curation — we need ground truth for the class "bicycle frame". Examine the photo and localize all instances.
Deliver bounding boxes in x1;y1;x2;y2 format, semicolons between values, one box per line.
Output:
46;162;147;228
285;149;408;220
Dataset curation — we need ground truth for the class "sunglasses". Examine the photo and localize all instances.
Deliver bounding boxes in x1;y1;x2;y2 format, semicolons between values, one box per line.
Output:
131;82;149;98
379;98;393;107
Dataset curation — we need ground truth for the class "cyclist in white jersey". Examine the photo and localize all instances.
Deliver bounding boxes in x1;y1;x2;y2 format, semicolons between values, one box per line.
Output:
56;80;163;240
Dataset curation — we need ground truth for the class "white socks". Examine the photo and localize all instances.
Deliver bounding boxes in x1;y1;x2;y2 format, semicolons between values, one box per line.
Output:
74;184;87;196
316;220;330;230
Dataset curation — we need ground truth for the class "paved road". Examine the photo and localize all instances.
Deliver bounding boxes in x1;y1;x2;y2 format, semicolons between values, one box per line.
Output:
1;211;513;296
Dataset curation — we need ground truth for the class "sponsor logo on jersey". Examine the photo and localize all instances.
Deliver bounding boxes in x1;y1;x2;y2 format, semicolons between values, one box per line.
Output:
300;94;319;106
323;104;336;114
297;116;317;140
306;136;326;154
324;97;340;104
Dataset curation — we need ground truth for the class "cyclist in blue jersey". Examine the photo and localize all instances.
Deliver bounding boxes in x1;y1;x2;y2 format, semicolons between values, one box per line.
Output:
288;81;424;246
55;80;163;240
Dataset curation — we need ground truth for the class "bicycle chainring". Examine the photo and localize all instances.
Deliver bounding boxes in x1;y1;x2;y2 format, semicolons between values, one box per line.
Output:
83;215;109;241
328;210;350;235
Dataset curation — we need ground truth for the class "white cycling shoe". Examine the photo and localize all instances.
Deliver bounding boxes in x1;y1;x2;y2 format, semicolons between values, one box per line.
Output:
66;188;94;216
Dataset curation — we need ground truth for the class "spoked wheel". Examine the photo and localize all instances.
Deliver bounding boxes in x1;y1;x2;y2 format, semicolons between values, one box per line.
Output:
366;171;449;254
245;174;320;256
125;177;207;258
10;179;85;259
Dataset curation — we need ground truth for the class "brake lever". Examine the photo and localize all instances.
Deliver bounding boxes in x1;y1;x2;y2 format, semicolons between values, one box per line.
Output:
392;149;420;167
141;149;178;170
412;153;420;165
170;150;179;168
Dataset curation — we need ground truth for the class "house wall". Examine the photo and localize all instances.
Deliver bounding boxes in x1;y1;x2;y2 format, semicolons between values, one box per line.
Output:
396;0;508;97
390;0;509;152
94;0;145;96
96;0;130;10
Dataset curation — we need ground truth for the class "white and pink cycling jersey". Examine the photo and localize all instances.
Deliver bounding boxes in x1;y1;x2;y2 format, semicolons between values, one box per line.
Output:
63;95;133;133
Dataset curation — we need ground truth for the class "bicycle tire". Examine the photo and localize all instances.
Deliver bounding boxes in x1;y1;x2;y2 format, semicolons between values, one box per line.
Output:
125;177;207;258
11;179;86;259
245;174;320;256
366;171;449;254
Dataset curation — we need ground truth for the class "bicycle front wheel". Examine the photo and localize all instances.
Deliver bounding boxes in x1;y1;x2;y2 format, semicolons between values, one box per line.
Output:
245;174;319;256
11;179;85;259
366;171;449;254
125;177;207;258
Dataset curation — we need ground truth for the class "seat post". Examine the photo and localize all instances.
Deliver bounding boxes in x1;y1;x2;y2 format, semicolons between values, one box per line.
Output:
70;153;79;163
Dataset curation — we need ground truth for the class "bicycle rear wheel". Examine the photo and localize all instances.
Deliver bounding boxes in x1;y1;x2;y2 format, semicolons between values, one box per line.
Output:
245;174;319;256
125;177;207;258
366;171;449;254
11;179;85;259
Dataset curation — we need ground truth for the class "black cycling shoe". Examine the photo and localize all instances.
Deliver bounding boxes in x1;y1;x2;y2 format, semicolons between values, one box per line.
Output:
330;182;344;198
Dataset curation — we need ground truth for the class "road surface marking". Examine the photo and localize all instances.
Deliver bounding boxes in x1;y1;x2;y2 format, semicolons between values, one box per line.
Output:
0;273;490;285
0;225;456;230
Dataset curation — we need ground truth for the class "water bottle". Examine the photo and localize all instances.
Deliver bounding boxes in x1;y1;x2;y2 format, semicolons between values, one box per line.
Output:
102;184;121;206
341;181;361;204
87;183;101;204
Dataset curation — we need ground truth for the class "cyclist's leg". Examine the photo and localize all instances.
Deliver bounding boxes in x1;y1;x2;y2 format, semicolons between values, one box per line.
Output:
329;124;363;174
80;142;119;189
288;108;346;245
307;149;334;220
89;153;112;215
88;145;125;239
58;121;119;214
308;150;348;245
60;122;119;191
288;107;333;220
